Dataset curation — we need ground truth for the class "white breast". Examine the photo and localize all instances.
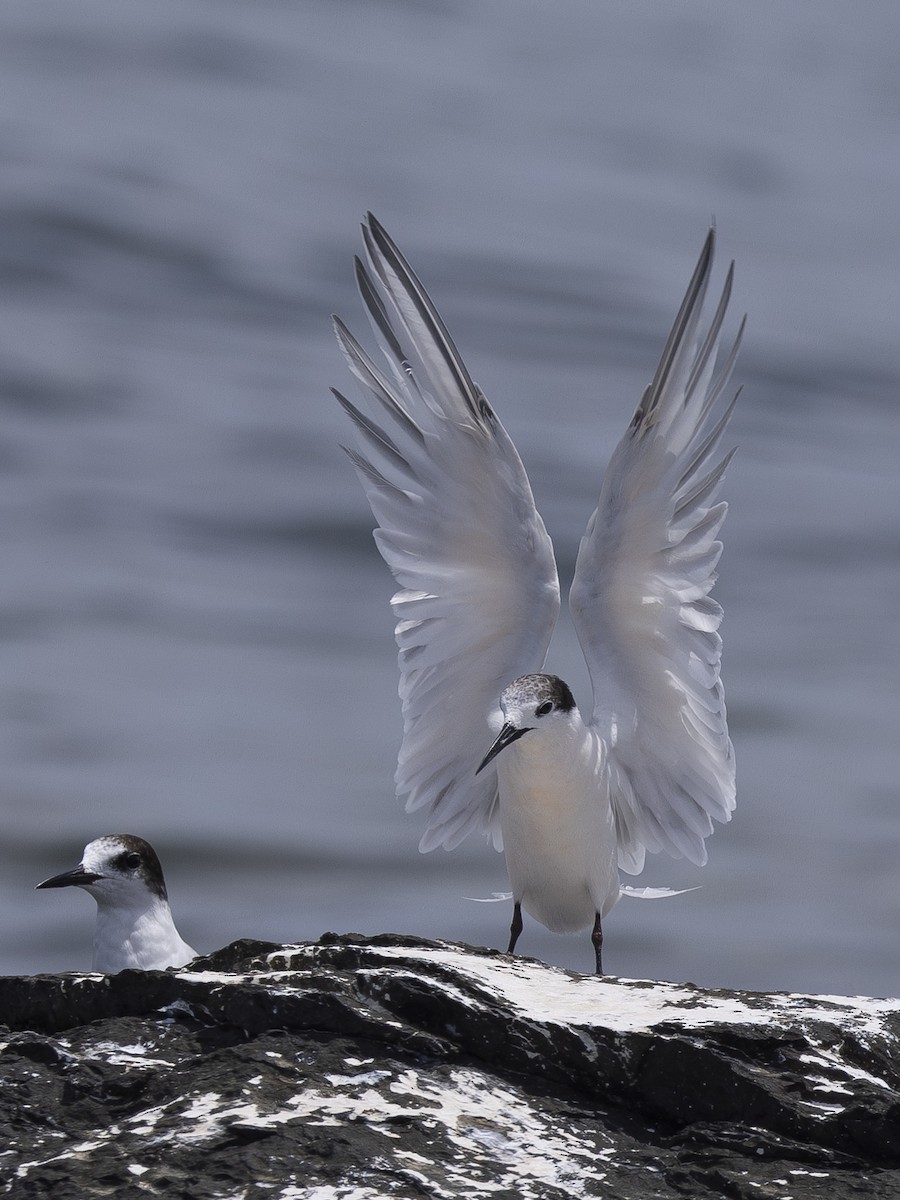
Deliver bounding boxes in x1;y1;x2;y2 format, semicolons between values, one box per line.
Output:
496;721;620;933
93;897;195;973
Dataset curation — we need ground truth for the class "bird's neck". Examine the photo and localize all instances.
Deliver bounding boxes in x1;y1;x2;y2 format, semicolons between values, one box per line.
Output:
496;709;605;811
93;895;180;972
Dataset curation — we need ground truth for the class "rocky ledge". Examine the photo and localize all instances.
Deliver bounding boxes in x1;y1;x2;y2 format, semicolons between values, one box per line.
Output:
1;934;898;1198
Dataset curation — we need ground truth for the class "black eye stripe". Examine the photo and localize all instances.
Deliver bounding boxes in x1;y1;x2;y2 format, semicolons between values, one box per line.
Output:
114;851;143;870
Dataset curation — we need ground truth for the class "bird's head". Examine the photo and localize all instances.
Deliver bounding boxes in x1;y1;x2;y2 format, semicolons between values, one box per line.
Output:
476;673;578;774
36;834;169;907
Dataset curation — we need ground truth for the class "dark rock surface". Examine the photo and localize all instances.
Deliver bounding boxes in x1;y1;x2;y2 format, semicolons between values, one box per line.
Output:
1;933;898;1198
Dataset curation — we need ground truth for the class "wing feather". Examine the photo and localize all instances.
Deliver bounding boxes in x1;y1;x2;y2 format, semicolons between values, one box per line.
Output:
333;215;560;851
569;229;742;874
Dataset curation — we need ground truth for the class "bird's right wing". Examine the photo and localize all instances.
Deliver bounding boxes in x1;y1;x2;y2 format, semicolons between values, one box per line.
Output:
333;215;560;851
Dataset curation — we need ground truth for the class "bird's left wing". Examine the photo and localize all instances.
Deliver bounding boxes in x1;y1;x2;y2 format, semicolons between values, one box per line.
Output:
569;229;743;874
332;215;560;851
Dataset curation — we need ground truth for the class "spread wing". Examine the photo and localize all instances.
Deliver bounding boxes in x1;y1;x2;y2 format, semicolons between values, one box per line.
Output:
569;229;743;874
332;215;560;851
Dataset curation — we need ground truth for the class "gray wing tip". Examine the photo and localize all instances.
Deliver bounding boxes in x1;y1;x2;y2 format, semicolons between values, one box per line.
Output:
701;223;716;261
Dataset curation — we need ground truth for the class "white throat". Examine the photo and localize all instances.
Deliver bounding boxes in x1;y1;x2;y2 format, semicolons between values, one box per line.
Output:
92;891;193;973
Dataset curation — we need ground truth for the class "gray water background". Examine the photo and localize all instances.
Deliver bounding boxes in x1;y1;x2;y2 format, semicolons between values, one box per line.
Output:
2;1;899;996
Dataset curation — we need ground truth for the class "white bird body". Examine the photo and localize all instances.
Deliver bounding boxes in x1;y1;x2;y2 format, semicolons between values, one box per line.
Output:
90;885;194;974
333;215;743;972
37;834;196;973
492;684;618;934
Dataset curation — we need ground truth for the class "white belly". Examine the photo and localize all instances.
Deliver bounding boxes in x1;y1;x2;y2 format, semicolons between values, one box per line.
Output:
497;726;619;933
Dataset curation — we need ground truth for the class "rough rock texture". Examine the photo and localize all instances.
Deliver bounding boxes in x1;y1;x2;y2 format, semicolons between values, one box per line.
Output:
1;933;898;1198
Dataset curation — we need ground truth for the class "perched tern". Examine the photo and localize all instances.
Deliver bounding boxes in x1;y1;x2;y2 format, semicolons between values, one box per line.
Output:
332;215;743;973
37;834;197;973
